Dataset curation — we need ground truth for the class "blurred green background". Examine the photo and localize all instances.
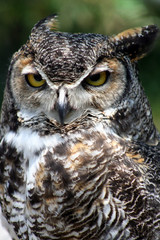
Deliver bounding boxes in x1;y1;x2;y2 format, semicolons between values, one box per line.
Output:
0;0;160;130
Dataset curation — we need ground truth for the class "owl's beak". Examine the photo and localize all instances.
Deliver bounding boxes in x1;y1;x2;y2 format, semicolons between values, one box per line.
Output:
56;88;70;125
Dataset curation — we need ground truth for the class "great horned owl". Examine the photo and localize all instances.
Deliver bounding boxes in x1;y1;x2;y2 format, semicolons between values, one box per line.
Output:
0;15;160;240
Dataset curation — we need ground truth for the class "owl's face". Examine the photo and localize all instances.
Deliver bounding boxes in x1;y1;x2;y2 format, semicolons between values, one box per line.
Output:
1;15;159;143
11;52;126;125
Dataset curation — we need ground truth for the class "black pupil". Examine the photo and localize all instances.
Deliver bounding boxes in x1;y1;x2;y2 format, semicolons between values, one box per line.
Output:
89;73;101;81
34;74;42;81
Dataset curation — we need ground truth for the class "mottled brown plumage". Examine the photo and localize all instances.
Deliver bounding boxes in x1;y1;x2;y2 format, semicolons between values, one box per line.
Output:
0;15;160;239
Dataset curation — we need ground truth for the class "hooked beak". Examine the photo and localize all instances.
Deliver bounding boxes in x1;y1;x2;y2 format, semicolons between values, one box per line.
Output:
56;88;70;125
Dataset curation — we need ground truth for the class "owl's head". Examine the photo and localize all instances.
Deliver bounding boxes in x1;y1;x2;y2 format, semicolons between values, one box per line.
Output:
1;15;159;143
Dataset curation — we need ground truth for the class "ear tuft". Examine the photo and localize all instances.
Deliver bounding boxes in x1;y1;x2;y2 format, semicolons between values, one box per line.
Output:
111;25;159;61
35;14;59;31
30;14;59;40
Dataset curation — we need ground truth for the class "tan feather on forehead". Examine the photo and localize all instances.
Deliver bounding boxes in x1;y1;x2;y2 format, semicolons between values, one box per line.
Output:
44;15;59;31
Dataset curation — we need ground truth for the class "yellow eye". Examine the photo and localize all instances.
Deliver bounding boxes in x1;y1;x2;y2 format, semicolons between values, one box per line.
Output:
25;74;46;88
84;71;110;87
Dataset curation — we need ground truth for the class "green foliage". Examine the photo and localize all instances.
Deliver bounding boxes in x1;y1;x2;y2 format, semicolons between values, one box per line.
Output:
0;0;160;129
